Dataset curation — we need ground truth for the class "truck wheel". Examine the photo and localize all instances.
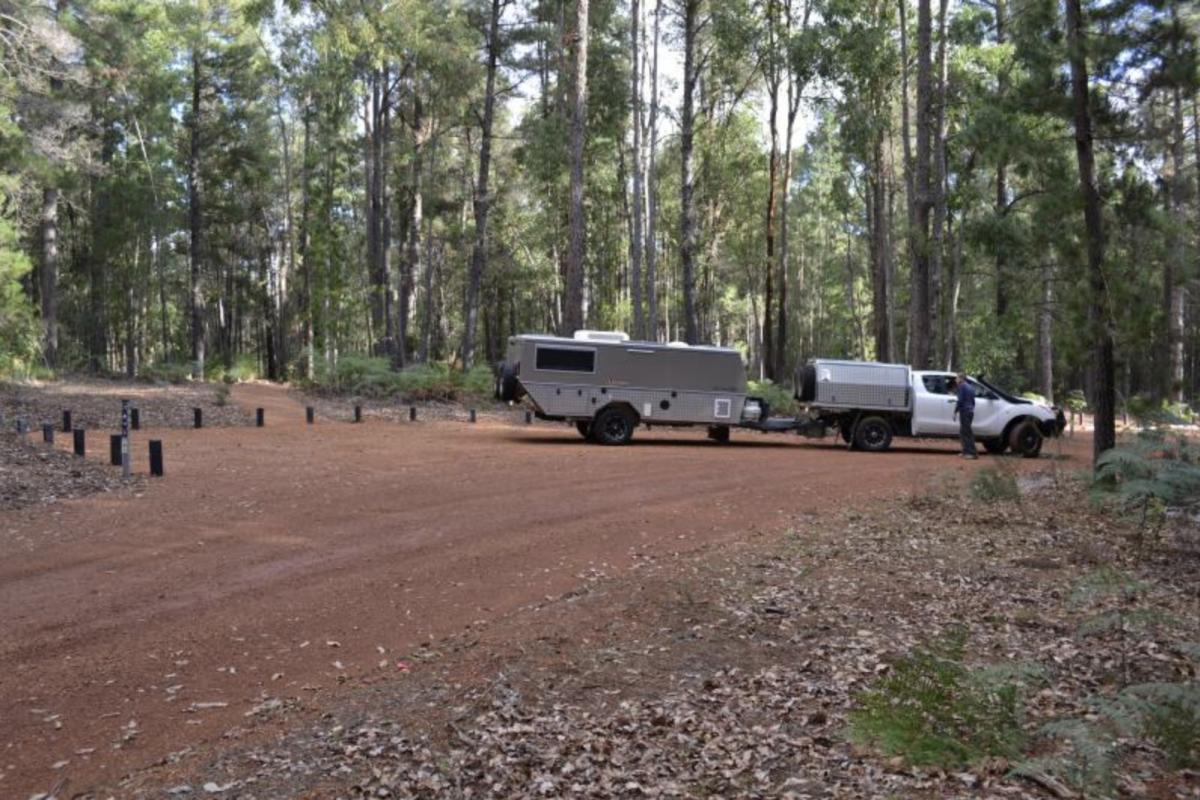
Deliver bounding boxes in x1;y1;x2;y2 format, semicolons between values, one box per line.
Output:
983;439;1008;455
853;416;893;452
707;425;730;444
593;407;636;446
575;421;593;440
1009;421;1043;458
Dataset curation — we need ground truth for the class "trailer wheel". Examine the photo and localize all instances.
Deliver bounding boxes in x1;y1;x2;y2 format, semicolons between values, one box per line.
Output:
575;421;593;440
707;425;730;444
1009;420;1043;458
495;362;521;402
853;416;893;452
983;438;1008;455
593;406;636;445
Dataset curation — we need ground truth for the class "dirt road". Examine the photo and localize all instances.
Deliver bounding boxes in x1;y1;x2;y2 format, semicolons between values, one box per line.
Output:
0;383;1088;797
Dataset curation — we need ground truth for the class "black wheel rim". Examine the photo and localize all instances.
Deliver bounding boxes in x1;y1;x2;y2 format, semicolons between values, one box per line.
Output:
603;416;626;440
1019;428;1039;450
863;424;885;447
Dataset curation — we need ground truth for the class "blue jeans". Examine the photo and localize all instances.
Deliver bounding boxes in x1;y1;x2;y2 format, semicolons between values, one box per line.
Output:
959;411;977;456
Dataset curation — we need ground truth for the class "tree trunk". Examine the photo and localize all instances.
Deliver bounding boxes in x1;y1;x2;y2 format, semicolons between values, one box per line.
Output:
1065;0;1115;461
628;0;645;340
398;93;425;368
644;0;662;340
869;134;890;363
299;98;314;379
763;75;779;376
40;189;58;367
563;0;589;335
907;0;932;368
929;0;948;365
188;47;206;378
1038;262;1054;402
1165;84;1186;403
464;0;504;367
994;0;1009;320
679;0;701;344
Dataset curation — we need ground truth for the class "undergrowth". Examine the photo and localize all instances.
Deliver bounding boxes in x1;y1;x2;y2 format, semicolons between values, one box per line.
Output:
848;627;1037;768
312;356;494;402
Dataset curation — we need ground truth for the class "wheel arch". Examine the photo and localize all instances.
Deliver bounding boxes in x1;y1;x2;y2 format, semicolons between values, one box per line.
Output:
594;400;641;425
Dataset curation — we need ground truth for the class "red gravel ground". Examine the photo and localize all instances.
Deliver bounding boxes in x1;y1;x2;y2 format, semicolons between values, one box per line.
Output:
0;383;1090;798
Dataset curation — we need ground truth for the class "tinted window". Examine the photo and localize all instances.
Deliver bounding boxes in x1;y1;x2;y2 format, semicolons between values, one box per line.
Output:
922;375;952;395
536;346;595;372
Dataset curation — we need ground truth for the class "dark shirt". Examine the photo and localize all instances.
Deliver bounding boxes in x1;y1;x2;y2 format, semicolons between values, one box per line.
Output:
955;381;976;414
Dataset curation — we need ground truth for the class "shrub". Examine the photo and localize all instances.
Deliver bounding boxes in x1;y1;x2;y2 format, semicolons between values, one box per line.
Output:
315;356;495;403
142;361;196;384
969;464;1021;505
747;378;798;417
849;628;1037;768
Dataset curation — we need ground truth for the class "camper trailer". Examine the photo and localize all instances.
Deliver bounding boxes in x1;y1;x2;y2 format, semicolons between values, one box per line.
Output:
496;331;769;444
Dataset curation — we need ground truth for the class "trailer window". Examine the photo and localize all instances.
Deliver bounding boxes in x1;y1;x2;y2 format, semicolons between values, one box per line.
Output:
535;346;596;373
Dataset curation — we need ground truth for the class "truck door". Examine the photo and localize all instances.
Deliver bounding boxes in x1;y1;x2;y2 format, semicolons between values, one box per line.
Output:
912;373;959;435
966;379;1002;436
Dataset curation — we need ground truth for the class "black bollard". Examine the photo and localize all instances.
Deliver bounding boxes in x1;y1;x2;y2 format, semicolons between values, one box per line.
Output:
256;408;264;427
469;409;477;423
62;410;72;433
306;406;315;424
43;423;54;443
73;428;85;457
16;419;27;439
149;440;164;476
354;405;362;423
110;434;123;466
525;410;532;425
131;407;140;430
194;408;202;429
409;406;417;422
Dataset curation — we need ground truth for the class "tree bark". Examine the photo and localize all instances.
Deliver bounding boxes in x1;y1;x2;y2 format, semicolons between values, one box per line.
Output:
762;20;780;377
1165;83;1186;403
929;0;948;365
299;97;314;379
40;188;58;367
628;0;645;340
907;0;932;368
994;0;1009;320
679;0;701;344
870;134;890;363
1037;261;1054;402
644;0;662;340
563;0;589;335
464;0;504;367
1065;0;1115;461
188;46;206;378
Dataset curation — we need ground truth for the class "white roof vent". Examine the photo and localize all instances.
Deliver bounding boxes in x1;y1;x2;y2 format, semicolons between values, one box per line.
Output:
573;330;630;343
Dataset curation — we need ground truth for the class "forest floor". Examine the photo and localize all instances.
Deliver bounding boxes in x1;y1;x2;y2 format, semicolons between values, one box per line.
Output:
0;381;1194;799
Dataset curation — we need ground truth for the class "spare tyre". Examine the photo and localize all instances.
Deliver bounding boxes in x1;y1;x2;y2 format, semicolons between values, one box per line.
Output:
796;364;817;402
495;361;522;402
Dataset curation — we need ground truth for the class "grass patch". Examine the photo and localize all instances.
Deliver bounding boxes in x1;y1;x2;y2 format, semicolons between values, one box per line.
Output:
849;628;1036;768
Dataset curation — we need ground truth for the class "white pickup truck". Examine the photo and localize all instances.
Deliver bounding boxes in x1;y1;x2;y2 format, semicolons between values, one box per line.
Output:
794;360;1066;457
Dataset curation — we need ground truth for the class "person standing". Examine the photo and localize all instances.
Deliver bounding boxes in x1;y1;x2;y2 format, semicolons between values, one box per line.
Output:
953;372;978;459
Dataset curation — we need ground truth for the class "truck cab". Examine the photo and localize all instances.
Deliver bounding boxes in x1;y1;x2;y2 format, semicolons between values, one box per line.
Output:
910;371;1064;455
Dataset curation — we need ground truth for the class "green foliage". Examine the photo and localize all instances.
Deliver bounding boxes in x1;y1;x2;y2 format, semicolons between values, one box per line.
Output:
849;628;1036;768
1064;390;1087;414
747;378;799;417
969;464;1021;504
213;382;231;406
315;356;492;402
1092;432;1200;536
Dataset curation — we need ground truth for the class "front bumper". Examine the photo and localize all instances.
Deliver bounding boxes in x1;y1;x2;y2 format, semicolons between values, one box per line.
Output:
1039;409;1067;437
